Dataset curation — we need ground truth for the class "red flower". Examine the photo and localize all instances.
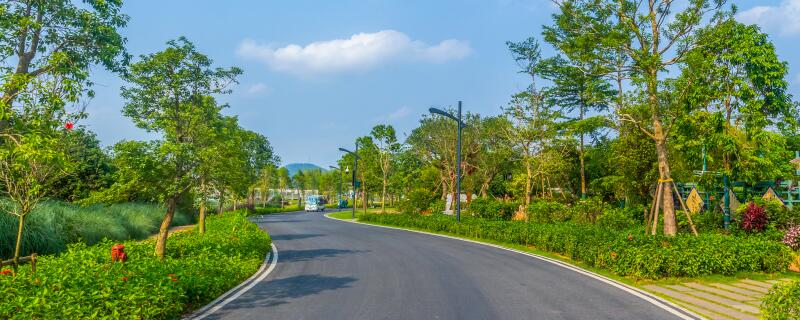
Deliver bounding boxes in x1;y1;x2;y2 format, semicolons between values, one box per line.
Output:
121;277;128;282
172;277;179;282
0;269;12;276
610;252;618;259
65;121;74;130
627;234;633;241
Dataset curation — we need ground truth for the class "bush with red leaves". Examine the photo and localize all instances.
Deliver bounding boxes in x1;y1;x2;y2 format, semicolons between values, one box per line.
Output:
741;201;768;233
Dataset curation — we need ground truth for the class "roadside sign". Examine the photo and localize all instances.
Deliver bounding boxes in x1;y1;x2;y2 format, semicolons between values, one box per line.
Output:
763;187;786;206
686;188;703;213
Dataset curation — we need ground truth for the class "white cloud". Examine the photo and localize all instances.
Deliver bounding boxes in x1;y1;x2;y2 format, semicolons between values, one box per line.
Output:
236;30;471;75
737;0;800;35
374;106;414;122
246;83;270;94
387;106;413;120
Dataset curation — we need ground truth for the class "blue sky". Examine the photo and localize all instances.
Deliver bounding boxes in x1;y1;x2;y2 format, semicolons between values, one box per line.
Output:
84;0;800;166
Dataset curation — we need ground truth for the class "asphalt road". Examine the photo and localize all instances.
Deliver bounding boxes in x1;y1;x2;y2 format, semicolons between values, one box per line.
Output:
202;211;695;320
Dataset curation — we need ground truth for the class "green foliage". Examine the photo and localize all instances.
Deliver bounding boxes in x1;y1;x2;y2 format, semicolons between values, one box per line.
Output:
0;211;269;319
468;198;519;220
360;214;793;279
761;280;800;320
49;128;114;201
596;206;642;231
398;188;438;214
0;201;192;258
525;200;569;223
251;206;301;215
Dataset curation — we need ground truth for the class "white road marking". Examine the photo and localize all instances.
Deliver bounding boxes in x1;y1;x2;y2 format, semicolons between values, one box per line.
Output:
324;214;703;320
190;243;279;319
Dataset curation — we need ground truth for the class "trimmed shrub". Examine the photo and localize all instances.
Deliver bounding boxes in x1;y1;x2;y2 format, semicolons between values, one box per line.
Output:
0;211;270;319
526;200;569;223
761;280;800;320
468;198;518;220
359;213;793;279
596;206;641;230
569;198;609;224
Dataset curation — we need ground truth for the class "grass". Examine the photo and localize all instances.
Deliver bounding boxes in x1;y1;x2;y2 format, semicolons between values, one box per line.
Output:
326;212;800;287
0;200;193;259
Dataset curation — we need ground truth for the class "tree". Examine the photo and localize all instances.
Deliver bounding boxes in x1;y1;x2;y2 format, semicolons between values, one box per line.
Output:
277;166;290;208
538;55;614;199
407;110;482;211
473;116;515;198
546;0;726;235
503;37;563;206
0;105;72;261
294;170;306;207
50;127;113;201
120;37;241;259
0;0;129;262
678;16;797;182
370;124;399;213
1;0;129;123
259;164;278;207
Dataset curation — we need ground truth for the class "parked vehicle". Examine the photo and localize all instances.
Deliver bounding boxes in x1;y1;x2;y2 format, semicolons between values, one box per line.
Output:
305;195;326;212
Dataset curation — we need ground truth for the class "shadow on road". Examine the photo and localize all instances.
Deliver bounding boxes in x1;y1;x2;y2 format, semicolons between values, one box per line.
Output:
278;248;369;263
270;233;324;241
207;274;357;319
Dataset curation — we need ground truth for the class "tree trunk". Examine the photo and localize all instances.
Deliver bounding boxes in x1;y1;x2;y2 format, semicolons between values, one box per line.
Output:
218;190;225;214
381;175;387;213
199;197;207;234
155;197;177;259
579;133;586;199
525;159;533;205
654;118;677;236
362;190;367;213
13;213;26;262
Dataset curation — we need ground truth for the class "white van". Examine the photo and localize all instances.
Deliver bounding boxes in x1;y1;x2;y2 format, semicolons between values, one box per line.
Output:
304;195;326;212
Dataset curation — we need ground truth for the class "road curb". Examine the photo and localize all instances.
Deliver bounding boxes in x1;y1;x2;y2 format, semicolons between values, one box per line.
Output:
325;213;705;320
186;242;279;319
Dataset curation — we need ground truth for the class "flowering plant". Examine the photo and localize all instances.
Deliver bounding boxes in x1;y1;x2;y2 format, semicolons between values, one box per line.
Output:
783;224;800;250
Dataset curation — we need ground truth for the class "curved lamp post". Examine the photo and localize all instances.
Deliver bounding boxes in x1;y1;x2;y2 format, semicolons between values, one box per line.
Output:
338;145;359;219
429;101;466;222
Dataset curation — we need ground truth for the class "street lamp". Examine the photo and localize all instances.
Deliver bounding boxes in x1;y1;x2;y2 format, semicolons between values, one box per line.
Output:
429;101;466;222
329;165;342;210
339;145;359;219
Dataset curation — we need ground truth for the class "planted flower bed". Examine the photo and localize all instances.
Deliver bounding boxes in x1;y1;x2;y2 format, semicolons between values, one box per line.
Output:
0;211;270;319
359;213;793;279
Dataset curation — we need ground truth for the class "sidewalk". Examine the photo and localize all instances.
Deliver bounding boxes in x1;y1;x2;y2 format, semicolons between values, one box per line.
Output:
643;279;789;320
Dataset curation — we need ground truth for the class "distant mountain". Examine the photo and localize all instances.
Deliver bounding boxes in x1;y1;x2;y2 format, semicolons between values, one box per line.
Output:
284;163;326;176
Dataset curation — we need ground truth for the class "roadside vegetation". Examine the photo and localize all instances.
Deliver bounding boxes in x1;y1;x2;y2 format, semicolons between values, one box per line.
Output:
0;211;270;319
0;2;277;317
0;201;192;258
315;1;800;317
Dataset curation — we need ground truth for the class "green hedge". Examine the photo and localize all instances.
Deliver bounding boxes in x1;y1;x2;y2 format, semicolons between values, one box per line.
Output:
0;201;193;258
762;280;800;320
251;205;302;215
359;213;792;279
0;211;270;319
